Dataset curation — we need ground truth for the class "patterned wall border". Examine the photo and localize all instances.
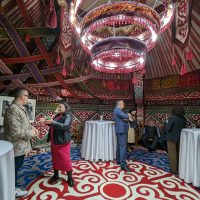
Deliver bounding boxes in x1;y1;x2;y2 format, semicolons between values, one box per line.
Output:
145;105;200;127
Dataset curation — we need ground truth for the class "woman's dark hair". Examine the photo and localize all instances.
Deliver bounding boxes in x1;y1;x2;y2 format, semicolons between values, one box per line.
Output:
128;109;136;113
128;109;137;117
59;101;70;115
171;106;185;117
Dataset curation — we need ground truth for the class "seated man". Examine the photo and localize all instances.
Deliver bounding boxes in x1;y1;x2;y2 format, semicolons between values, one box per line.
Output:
141;120;160;152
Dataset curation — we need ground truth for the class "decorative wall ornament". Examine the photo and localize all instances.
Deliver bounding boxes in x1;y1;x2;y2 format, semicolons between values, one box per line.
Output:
44;0;57;28
149;71;200;90
145;91;200;104
134;71;144;105
56;5;72;79
59;6;72;52
172;0;193;76
133;70;144;121
172;0;193;46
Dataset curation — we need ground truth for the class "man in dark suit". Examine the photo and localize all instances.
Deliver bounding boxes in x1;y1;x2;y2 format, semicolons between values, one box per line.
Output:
114;100;132;172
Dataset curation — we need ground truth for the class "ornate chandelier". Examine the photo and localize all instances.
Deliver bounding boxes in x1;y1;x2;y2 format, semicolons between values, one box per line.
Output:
70;0;175;73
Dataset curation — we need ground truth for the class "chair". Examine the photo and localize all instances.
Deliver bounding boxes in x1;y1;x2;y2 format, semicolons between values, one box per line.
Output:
73;123;84;144
135;122;145;146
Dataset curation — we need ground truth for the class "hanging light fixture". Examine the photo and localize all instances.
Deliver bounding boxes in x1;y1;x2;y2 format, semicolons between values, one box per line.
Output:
91;37;147;73
70;0;175;73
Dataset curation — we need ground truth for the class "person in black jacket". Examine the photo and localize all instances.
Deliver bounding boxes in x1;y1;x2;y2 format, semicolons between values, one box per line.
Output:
166;106;186;174
44;101;74;186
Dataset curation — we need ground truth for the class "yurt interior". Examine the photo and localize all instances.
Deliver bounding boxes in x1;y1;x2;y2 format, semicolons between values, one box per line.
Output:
0;0;200;199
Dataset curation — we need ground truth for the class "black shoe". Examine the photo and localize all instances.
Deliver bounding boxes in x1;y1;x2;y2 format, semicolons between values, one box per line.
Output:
67;171;74;187
148;147;156;152
49;170;59;184
121;165;132;172
67;178;74;187
49;175;59;184
116;161;120;165
170;170;178;175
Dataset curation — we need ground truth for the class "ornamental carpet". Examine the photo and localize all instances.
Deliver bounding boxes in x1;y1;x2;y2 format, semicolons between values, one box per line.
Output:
17;146;200;200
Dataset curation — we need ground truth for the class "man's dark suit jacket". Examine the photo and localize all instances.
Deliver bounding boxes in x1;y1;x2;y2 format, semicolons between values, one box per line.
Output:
166;115;186;143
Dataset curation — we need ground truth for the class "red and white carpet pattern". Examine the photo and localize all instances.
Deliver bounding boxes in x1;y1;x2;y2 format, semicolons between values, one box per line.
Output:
20;160;199;200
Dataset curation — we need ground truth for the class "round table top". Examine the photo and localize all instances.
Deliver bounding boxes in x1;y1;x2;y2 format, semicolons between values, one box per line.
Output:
0;140;13;157
182;128;200;133
86;120;114;124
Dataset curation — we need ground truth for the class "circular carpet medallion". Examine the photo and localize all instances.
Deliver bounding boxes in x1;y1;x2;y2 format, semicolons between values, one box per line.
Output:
19;160;200;200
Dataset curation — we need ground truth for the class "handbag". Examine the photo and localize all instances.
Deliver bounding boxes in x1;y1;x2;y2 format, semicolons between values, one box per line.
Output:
128;123;135;143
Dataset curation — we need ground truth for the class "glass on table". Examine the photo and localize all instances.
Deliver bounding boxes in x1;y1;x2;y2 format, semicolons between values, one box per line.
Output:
100;115;103;121
191;124;196;129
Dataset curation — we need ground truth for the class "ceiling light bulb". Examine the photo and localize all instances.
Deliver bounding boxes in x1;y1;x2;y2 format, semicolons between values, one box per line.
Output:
81;36;86;44
139;57;144;64
76;26;81;34
114;52;120;57
71;9;75;15
152;33;157;42
125;61;131;67
70;14;75;23
97;60;103;65
163;17;170;25
138;34;144;40
92;60;98;66
149;27;157;42
110;63;116;68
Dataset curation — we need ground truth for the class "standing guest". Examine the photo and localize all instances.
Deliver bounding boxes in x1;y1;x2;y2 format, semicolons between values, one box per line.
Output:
44;101;74;186
166;106;186;174
128;109;138;151
114;100;132;172
4;88;38;198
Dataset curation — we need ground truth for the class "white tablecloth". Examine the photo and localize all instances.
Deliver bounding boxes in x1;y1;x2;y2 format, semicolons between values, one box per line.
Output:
81;120;117;161
179;128;200;187
0;140;15;200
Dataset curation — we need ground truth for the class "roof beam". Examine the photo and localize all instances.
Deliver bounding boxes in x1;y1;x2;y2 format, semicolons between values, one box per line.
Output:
0;27;57;40
25;73;97;87
1;51;55;64
0;66;63;81
0;59;38;95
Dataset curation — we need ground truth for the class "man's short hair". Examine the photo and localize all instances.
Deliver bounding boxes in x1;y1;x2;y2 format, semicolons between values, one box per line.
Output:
115;100;124;106
13;88;27;99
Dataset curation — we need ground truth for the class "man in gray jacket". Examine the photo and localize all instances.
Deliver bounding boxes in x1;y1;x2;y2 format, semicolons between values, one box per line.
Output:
114;100;132;172
4;88;38;198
